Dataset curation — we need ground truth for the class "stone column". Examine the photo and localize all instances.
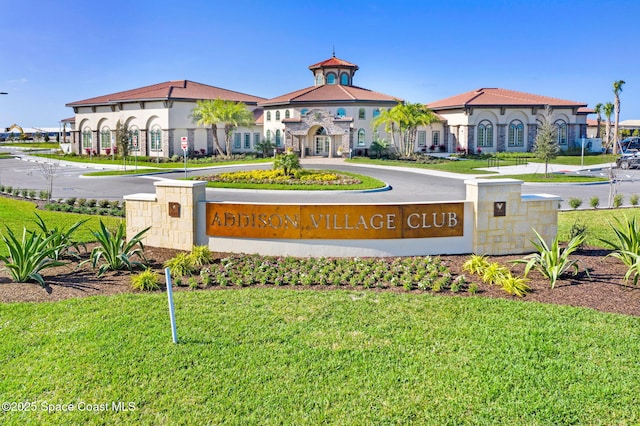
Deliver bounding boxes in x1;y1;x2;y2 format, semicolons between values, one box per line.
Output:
527;123;537;152
497;124;507;152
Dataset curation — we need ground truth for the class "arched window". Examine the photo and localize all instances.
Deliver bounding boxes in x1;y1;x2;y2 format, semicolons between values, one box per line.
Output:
82;127;92;150
555;120;567;145
128;127;139;151
478;120;494;147
275;111;281;121
100;127;111;149
358;108;366;120
336;108;346;118
340;73;349;85
266;111;271;121
275;129;282;146
357;128;365;146
285;110;290;119
326;73;336;84
300;109;308;116
372;108;380;119
266;129;271;141
315;74;323;86
316;127;327;135
150;126;162;151
508;120;524;147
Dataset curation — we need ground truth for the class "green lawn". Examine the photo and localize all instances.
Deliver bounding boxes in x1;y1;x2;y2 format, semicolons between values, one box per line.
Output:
1;289;639;425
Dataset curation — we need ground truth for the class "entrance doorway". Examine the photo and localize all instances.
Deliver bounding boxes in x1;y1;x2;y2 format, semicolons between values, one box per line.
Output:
314;136;330;156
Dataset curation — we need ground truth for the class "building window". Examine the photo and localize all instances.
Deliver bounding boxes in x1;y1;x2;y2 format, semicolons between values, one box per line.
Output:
266;111;271;121
82;127;92;149
266;130;271;142
432;131;440;146
340;73;349;85
336;108;346;118
275;111;281;121
358;108;365;120
373;108;380;119
315;74;323;86
275;129;281;146
418;130;427;147
508;120;524;147
244;133;251;149
478;120;494;147
253;133;260;146
100;128;111;149
150;126;162;151
326;73;336;84
300;109;308;116
357;128;365;146
128;128;139;151
285;110;290;119
556;120;567;145
233;133;241;149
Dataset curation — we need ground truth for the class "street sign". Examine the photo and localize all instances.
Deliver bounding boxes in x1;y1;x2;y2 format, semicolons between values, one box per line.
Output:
181;136;188;150
133;135;138;149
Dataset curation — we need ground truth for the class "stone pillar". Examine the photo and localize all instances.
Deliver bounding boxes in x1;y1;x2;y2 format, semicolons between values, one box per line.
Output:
497;124;507;152
527;123;537;152
465;179;560;255
139;129;148;157
167;129;175;158
124;180;207;251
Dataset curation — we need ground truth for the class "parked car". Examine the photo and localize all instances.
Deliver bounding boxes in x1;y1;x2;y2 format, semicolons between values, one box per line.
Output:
619;137;640;153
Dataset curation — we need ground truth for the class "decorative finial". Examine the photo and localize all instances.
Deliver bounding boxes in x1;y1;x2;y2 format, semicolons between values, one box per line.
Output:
332;45;335;57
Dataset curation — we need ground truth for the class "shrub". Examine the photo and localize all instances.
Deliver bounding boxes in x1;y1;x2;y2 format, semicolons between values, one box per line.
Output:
200;268;212;286
12;188;20;196
568;198;582;210
590;196;600;209
28;190;36;199
0;227;66;286
631;194;639;207
189;245;212;266
5;186;12;194
481;262;509;286
82;221;149;277
98;199;111;208
164;252;195;278
568;220;588;251
20;189;28;198
613;194;624;208
0;185;4;192
131;268;160;291
462;254;490;275
66;197;77;206
513;229;586;289
468;282;478;294
109;200;120;209
77;198;87;207
87;199;97;207
500;273;530;297
188;277;199;289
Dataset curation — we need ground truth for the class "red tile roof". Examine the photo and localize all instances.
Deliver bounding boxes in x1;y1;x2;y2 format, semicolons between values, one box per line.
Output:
66;80;265;107
308;56;358;70
427;88;587;110
261;84;400;106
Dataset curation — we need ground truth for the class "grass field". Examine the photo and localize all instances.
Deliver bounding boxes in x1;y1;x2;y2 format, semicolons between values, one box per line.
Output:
2;195;640;423
2;289;640;424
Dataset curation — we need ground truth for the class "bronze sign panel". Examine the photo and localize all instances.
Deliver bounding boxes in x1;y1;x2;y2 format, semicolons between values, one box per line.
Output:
206;202;464;240
494;201;506;217
168;202;181;218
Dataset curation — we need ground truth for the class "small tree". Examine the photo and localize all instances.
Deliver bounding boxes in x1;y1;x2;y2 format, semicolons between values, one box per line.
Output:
255;139;275;157
273;150;301;176
115;120;130;170
37;160;61;202
533;106;559;177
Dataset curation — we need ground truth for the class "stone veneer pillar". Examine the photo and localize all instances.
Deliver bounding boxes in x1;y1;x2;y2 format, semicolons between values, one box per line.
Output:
124;180;207;251
465;178;560;255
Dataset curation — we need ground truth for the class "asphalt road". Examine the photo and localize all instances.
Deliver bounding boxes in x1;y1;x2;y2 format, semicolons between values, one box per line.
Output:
1;150;640;210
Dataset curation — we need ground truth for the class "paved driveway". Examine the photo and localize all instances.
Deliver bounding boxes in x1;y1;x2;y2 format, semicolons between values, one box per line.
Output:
0;150;638;210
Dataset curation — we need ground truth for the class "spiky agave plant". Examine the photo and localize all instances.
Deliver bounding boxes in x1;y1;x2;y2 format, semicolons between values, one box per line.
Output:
0;227;66;287
82;221;149;277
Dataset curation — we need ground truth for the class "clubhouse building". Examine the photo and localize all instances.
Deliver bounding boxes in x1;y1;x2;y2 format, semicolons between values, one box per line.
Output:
66;55;592;158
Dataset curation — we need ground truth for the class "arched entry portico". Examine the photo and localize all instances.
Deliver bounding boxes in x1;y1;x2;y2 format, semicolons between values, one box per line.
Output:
283;109;351;158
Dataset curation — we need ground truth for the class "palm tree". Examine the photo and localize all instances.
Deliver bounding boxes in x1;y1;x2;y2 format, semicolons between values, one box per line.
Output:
191;98;255;157
612;80;626;154
603;102;614;153
594;102;603;139
372;102;439;157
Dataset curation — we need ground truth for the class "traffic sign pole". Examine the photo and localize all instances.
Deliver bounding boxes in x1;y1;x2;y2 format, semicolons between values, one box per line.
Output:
181;137;188;178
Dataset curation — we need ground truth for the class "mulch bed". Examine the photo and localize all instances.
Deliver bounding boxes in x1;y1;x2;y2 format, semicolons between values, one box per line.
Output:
1;242;639;317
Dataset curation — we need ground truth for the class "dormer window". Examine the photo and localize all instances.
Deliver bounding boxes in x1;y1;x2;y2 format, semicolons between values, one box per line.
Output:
340;73;349;85
315;74;323;86
336;108;346;118
326;73;337;85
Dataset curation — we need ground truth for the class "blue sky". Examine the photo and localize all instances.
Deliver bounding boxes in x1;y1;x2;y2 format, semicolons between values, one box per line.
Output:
2;0;639;127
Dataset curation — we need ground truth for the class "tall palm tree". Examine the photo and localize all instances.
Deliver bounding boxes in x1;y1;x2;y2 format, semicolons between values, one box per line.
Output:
612;80;626;154
191;98;255;157
603;102;614;152
372;102;439;157
594;102;603;139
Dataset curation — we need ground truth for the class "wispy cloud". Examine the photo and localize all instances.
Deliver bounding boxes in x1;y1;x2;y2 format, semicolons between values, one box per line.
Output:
8;78;28;84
